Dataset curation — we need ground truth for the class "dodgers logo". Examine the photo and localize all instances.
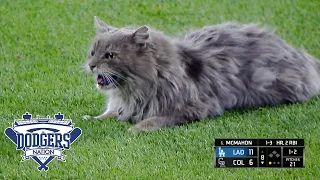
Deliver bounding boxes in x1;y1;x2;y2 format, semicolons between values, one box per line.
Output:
4;112;82;171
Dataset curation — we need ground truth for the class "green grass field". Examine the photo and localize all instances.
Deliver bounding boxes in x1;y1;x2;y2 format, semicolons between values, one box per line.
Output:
1;0;320;179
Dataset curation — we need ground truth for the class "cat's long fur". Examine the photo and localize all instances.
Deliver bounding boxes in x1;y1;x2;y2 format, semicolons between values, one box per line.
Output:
84;17;320;132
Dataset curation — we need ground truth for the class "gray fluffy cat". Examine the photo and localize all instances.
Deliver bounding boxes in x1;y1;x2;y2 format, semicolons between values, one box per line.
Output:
83;16;320;132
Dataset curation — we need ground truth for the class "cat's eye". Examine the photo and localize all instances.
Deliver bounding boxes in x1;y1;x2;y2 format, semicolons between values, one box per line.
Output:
91;51;95;56
104;52;114;59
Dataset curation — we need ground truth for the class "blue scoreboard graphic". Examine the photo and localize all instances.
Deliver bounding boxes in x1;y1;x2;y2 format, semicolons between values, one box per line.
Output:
214;139;305;168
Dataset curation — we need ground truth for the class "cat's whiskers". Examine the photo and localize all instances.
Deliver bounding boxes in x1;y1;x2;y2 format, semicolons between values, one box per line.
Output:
106;70;128;82
102;73;113;87
112;71;127;80
80;64;90;73
109;76;120;89
109;73;126;92
101;72;123;92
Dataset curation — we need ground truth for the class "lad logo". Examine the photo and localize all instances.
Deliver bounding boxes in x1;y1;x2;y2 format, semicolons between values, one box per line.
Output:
4;112;82;171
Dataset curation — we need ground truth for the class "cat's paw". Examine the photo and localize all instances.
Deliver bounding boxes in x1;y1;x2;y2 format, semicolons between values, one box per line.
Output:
127;125;157;133
128;126;143;133
127;123;156;133
82;115;97;120
128;117;163;133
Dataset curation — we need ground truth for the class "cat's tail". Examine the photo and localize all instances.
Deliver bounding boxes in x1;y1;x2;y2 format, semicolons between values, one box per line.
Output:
317;61;320;76
317;60;320;95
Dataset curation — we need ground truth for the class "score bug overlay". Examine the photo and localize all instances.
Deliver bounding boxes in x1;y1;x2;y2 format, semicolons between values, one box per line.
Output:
214;139;305;168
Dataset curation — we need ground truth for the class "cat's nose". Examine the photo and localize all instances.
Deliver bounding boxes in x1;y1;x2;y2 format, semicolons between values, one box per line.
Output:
89;64;96;71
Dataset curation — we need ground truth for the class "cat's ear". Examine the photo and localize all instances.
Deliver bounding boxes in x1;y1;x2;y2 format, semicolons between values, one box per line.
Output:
132;25;150;44
94;16;115;33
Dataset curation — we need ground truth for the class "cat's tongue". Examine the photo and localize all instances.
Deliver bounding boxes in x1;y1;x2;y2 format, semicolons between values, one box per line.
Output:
97;75;110;86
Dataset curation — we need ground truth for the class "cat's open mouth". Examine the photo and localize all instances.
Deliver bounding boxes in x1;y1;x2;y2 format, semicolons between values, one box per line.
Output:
96;74;119;87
